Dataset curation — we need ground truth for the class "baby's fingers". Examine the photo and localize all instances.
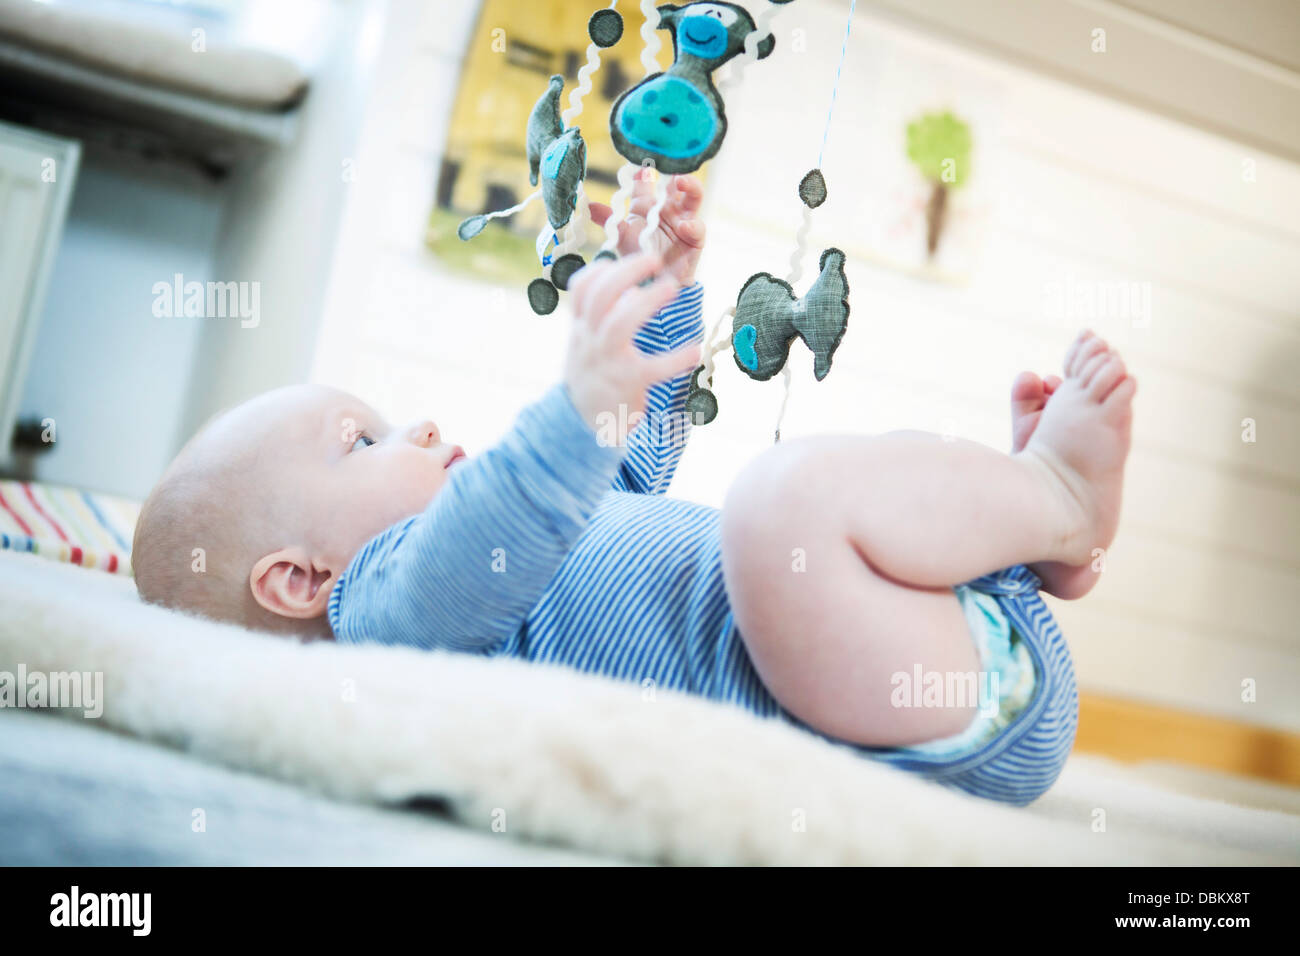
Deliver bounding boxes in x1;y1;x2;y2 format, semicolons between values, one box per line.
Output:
671;174;704;215
601;273;681;346
640;341;702;387
573;251;661;326
629;174;701;221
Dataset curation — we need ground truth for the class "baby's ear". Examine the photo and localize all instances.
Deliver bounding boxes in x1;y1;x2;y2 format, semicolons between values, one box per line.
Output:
250;549;335;620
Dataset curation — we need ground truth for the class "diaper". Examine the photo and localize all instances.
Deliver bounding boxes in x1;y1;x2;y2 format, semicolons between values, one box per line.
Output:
842;565;1078;805
767;564;1076;805
892;583;1038;759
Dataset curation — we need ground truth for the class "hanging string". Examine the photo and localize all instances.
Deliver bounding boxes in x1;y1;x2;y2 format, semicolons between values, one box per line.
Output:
639;169;672;255
539;3;620;274
693;1;799;412
599;0;663;256
698;305;736;386
818;0;857;169
717;2;788;94
772;363;793;442
635;0;663;75
784;204;814;286
562;1;617;127
772;0;857;441
467;188;541;237
600;161;641;254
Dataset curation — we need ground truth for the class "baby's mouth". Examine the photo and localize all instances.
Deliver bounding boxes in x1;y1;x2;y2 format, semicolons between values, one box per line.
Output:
445;446;467;468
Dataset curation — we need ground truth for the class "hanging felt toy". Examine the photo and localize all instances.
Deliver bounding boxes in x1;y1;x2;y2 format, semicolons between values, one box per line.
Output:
529;82;588;232
457;75;583;242
459;1;794;317
730;246;850;381
456;72;593;314
456;4;632;315
685;172;851;429
452;0;858;443
595;0;792;267
686;0;859;442
609;2;781;174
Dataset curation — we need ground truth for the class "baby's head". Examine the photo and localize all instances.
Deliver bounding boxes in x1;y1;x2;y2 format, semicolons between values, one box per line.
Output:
132;384;465;638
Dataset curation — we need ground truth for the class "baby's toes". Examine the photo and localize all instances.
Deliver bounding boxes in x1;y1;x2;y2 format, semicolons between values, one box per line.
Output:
1063;329;1095;377
1103;375;1137;421
1011;371;1045;413
1078;349;1115;392
1070;334;1109;380
1088;355;1128;401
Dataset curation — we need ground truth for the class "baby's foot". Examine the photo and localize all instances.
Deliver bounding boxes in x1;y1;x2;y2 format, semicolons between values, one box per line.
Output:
1010;330;1137;599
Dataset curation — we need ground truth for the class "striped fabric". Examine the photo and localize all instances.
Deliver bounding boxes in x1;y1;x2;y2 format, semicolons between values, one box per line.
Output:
785;564;1080;806
0;479;139;576
328;281;1078;805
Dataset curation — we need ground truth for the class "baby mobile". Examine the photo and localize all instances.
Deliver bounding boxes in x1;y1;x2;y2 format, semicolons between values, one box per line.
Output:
458;0;858;441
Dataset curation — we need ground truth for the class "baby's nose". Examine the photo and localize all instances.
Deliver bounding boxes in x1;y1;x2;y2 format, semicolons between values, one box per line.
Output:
407;420;440;447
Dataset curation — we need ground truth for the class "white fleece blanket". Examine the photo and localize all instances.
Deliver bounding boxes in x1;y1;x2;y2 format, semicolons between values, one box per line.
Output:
1;551;1296;866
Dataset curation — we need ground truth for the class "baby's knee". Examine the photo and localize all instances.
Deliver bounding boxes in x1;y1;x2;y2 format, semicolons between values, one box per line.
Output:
721;440;828;563
724;440;809;522
726;438;826;505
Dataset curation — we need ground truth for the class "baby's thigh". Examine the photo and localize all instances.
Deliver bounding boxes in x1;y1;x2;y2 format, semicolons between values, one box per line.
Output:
719;438;980;746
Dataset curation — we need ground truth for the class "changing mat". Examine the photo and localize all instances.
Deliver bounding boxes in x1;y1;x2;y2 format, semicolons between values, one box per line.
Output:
0;479;137;575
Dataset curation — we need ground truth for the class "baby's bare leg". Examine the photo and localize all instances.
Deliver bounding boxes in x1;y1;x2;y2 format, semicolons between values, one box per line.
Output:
720;434;1078;746
720;331;1134;747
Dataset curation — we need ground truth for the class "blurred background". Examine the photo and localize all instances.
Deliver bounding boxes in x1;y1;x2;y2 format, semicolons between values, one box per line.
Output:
1;0;1297;797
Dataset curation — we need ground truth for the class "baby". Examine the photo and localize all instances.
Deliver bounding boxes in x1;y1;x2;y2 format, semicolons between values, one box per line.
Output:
134;172;1136;806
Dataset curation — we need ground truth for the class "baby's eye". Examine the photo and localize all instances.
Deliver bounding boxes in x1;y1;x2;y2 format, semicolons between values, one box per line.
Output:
351;434;377;452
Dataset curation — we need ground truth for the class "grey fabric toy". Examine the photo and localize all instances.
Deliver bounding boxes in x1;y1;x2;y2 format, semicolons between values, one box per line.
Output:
684;245;851;426
538;126;587;231
528;77;587;230
731;247;850;381
686;166;852;427
610;2;780;174
527;74;565;188
588;8;624;47
458;74;588;240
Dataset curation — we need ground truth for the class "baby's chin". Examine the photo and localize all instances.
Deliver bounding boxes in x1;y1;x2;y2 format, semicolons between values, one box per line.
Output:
357;481;446;538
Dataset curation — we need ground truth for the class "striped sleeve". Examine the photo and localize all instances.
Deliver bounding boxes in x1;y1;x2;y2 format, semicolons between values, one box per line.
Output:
612;280;704;496
327;382;626;653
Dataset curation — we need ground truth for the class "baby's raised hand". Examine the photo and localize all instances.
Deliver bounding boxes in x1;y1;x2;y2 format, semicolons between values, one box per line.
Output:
563;252;701;440
588;170;706;287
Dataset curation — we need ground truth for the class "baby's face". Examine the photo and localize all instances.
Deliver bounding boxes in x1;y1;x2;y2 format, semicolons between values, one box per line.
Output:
207;384;467;603
303;387;465;559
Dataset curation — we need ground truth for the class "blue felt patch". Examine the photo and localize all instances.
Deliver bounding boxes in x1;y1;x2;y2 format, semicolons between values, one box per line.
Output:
616;74;715;160
679;14;728;59
733;324;758;370
541;138;568;180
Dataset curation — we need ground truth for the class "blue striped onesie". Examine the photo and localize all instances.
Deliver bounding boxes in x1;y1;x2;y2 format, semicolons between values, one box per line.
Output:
328;281;1079;806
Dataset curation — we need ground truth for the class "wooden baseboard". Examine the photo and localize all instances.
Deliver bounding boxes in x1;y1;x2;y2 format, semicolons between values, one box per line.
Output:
1075;692;1300;786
